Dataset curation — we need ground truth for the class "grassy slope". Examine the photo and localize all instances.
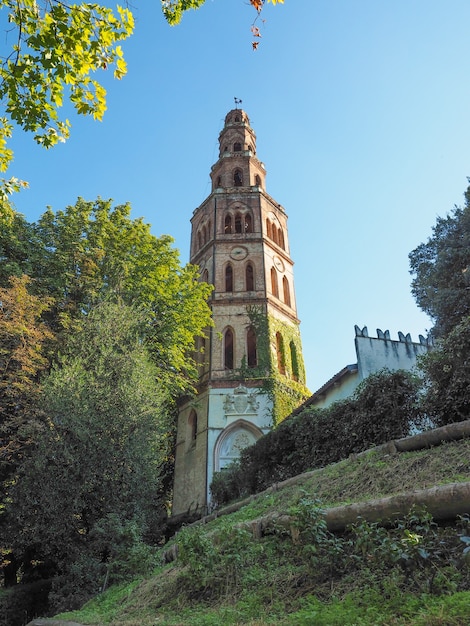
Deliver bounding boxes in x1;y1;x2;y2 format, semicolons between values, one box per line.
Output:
59;439;470;626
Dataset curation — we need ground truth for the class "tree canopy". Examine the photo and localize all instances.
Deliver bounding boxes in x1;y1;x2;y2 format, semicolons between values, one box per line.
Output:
409;181;470;338
7;198;213;394
5;302;168;610
0;0;133;199
0;0;284;200
162;0;284;26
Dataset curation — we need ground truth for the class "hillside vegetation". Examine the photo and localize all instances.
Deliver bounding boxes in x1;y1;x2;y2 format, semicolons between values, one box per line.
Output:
57;434;470;626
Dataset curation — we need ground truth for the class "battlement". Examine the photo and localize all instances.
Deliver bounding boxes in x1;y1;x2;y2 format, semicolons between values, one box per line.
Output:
354;325;433;347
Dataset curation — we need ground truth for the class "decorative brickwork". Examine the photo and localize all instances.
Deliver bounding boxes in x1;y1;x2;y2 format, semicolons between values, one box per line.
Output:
172;109;308;516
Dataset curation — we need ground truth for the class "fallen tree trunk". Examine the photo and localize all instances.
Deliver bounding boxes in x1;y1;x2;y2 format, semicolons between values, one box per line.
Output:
163;482;470;562
239;481;470;539
392;419;470;453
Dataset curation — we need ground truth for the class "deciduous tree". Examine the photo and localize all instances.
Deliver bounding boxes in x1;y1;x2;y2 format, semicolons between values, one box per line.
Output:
0;275;54;517
5;302;169;609
418;316;470;426
31;198;213;394
409;182;470;338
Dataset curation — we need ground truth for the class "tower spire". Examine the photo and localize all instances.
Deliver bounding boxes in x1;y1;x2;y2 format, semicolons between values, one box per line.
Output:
172;108;309;516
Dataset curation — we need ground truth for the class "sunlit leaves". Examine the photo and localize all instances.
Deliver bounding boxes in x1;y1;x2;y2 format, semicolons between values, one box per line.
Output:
0;0;134;196
162;0;284;25
161;0;206;25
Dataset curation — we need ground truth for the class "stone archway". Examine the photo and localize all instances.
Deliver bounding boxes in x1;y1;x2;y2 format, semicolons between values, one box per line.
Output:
214;419;264;472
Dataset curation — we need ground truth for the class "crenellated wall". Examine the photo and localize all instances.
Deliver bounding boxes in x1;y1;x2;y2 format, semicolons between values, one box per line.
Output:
309;325;432;409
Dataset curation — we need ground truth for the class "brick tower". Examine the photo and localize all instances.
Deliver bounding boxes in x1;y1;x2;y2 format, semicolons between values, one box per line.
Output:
172;107;308;515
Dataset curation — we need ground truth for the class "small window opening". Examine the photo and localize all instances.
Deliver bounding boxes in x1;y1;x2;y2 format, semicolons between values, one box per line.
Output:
246;263;254;291
255;174;261;186
244;213;253;233
188;410;198;445
290;341;299;381
247;327;257;368
276;332;286;375
283;276;291;307
235;214;242;234
271;266;279;299
225;264;233;292
224;328;234;370
234;170;243;186
266;219;272;239
225;214;232;234
234;142;242;152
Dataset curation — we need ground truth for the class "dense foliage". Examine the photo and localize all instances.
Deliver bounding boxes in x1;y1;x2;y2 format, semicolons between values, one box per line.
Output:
409;181;470;338
4;302;169;615
0;202;212;619
419;316;470;426
0;276;54;517
59;475;470;626
211;369;424;505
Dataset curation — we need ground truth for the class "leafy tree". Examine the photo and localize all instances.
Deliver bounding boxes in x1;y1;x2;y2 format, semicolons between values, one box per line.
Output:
0;0;133;197
162;0;284;25
4;302;168;609
0;209;42;286
30;198;213;394
0;275;54;509
409;182;470;338
418;316;470;426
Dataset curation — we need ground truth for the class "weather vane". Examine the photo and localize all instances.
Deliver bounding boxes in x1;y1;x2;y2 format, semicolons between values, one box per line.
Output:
234;97;242;109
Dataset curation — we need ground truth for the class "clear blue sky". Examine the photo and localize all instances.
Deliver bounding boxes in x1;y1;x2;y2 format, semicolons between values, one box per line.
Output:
8;0;470;391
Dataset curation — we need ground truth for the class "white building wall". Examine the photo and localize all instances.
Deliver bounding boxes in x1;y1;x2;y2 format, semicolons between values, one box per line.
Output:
206;385;272;504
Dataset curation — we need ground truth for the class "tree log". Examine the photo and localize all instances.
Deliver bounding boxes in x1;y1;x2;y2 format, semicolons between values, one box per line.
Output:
238;481;470;538
393;419;470;452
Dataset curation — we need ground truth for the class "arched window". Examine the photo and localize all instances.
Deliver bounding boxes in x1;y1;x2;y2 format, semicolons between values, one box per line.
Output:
271;266;279;298
197;230;202;248
290;340;299;381
201;269;209;283
283;276;291;307
255;174;261;186
234;169;243;187
208;220;212;239
278;228;285;250
202;226;207;244
225;264;233;292
233;142;242;152
235;214;242;234
188;410;198;447
224;214;232;234
247;327;257;367
244;213;253;233
246;263;254;291
272;226;279;246
216;175;222;187
224;328;234;370
276;332;286;375
266;219;272;239
235;115;240;122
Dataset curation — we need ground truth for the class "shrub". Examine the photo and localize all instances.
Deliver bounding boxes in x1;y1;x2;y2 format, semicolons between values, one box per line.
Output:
210;370;423;505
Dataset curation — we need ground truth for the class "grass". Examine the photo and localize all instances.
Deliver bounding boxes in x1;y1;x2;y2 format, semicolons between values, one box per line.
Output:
57;438;470;625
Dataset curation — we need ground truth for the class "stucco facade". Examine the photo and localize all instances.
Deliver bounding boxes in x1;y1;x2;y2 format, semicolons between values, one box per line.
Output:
309;325;432;409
